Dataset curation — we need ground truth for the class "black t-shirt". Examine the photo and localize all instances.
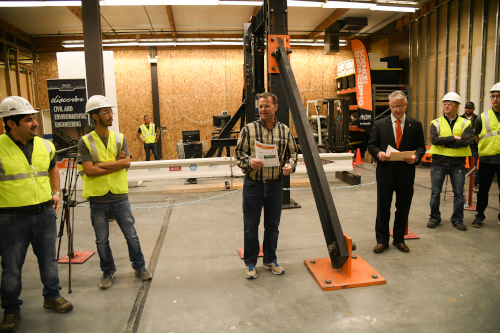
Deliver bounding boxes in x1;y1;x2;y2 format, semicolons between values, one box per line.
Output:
137;125;151;133
474;110;500;164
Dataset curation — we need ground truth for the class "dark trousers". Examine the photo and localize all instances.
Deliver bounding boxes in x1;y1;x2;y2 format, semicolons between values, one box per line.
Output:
476;162;500;220
0;207;61;314
375;182;414;245
242;176;283;266
470;145;479;186
144;143;159;161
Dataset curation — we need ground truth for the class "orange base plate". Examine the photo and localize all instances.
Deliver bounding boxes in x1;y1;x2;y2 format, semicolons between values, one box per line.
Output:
58;251;95;264
390;230;420;239
304;257;386;291
464;205;476;211
237;246;263;259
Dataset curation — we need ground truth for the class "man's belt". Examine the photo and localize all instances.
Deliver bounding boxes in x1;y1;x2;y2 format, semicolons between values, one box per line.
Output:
0;200;53;216
246;174;282;183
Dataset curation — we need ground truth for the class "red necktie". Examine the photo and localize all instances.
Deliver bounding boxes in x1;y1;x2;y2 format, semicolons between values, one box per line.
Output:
396;119;402;149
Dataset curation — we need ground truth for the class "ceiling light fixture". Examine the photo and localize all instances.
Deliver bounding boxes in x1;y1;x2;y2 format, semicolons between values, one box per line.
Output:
218;1;263;5
323;1;372;9
138;42;176;46
370;4;417;12
287;1;323;7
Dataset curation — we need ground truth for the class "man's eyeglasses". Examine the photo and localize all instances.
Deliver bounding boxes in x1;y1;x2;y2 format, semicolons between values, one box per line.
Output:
389;105;406;110
491;94;500;99
100;110;112;115
258;105;275;110
443;103;457;107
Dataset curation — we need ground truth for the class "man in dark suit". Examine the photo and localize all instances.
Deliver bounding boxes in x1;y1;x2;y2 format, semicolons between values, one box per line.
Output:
368;91;426;253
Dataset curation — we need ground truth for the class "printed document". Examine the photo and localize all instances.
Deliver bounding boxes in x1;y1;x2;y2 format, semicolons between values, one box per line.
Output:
386;145;416;161
255;140;279;167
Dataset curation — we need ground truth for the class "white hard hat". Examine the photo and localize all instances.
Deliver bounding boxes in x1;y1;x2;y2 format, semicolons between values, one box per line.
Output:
442;92;461;104
490;82;500;92
85;95;113;114
0;96;38;118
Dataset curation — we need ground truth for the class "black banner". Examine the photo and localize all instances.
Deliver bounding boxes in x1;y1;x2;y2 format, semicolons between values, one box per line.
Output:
47;79;89;151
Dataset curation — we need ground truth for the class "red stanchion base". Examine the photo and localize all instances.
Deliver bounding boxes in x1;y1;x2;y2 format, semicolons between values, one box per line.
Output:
237;246;263;259
58;251;95;264
464;205;477;211
390;230;420;240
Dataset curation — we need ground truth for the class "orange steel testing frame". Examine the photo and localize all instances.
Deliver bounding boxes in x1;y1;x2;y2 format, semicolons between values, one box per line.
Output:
304;234;386;291
268;34;290;74
390;220;420;240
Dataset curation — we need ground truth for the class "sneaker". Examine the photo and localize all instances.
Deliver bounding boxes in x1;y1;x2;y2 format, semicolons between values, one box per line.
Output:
43;297;73;313
472;217;484;228
134;266;153;281
99;272;114;289
427;219;439;228
262;262;285;275
454;222;467;231
0;312;20;332
244;266;257;279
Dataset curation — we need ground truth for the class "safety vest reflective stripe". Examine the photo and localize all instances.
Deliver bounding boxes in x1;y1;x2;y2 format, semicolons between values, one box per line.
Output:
479;110;498;139
85;133;101;163
0;141;52;181
140;124;155;138
434;118;468;133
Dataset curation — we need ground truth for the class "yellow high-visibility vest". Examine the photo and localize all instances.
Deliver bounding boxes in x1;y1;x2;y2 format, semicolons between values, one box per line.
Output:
0;134;55;208
81;131;128;198
140;123;156;144
478;109;500;156
429;116;471;157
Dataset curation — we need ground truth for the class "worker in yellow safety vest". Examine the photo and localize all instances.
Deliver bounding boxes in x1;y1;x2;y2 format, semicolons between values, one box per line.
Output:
77;95;152;290
473;82;500;228
0;96;73;333
427;92;472;231
136;115;160;161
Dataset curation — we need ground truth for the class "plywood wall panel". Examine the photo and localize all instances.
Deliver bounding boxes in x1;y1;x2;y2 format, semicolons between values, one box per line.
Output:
225;49;244;93
427;10;438;129
483;0;499;113
469;0;484;108
458;0;471;101
448;0;459;93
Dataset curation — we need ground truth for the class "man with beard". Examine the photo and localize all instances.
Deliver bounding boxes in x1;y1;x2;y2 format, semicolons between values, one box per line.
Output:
461;101;479;191
77;95;152;289
473;83;500;228
0;96;73;332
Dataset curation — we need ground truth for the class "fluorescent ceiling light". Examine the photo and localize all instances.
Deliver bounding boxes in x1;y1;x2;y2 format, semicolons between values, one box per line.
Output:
370;4;416;12
63;44;84;48
104;42;139;46
0;1;80;6
138;42;176;46
218;1;263;5
177;42;212;45
212;41;243;45
323;1;372;9
288;1;323;7
165;0;218;4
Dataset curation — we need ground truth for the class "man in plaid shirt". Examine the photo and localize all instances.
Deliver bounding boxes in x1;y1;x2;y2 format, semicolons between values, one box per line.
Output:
235;92;297;279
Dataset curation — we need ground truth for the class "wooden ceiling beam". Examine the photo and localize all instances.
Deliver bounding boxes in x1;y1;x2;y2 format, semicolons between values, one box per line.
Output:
67;6;83;22
0;17;32;45
165;5;177;40
307;8;349;39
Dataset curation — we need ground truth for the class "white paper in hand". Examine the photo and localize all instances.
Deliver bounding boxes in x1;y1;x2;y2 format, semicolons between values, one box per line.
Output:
386;145;399;156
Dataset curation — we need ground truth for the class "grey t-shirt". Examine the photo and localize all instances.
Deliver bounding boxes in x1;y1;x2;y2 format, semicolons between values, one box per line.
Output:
77;134;131;203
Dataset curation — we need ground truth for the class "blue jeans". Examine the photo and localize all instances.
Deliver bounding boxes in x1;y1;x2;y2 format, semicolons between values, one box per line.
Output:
0;207;61;314
429;164;466;224
144;143;159;161
242;176;283;267
90;199;146;274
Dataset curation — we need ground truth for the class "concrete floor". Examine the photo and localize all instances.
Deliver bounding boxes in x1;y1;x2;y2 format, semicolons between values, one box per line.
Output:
2;163;500;333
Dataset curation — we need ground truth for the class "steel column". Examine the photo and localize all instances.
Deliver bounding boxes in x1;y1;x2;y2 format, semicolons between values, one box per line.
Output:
274;38;349;268
433;9;439;120
479;0;488;113
425;14;430;134
266;0;294;208
416;19;421;122
82;0;105;97
408;22;413;117
150;47;162;159
444;2;450;94
466;0;473;101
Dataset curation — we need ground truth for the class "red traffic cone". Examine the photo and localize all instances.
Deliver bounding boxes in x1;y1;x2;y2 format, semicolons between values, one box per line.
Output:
349;150;356;168
354;148;363;165
465;157;470;169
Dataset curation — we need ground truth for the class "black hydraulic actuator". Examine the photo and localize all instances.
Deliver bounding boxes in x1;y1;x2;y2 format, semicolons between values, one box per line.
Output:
273;38;349;268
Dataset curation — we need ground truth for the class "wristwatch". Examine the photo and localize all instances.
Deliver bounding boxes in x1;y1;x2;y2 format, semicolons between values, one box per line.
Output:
52;191;60;196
